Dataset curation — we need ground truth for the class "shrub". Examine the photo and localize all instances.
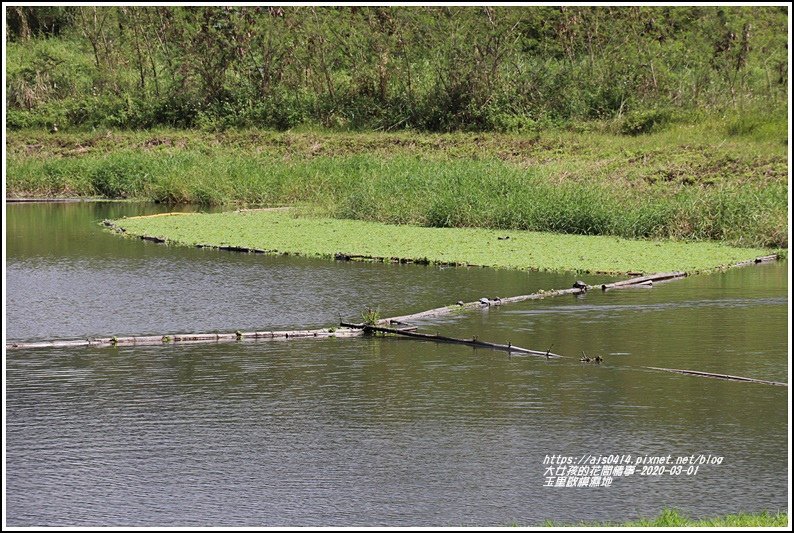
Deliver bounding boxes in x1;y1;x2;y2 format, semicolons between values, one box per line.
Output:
619;109;674;135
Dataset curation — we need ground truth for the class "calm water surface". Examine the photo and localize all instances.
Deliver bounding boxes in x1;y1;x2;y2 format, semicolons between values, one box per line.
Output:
5;202;789;526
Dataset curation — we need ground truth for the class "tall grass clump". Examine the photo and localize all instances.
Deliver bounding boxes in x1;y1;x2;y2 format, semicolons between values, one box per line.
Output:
6;132;787;249
319;157;785;247
618;109;676;135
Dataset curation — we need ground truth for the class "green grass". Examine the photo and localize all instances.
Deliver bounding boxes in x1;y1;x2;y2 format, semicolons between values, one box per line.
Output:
542;508;789;527
7;118;789;249
110;210;774;274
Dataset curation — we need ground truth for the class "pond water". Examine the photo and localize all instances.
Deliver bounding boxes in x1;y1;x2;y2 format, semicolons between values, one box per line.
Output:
5;202;789;526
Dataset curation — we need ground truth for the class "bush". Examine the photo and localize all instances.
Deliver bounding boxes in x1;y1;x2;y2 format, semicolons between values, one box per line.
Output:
5;6;789;132
487;112;546;134
88;156;153;198
7;108;63;130
619;109;674;135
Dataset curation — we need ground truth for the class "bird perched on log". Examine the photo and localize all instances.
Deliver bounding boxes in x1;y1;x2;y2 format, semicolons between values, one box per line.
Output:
572;280;588;291
479;297;490;306
456;300;465;306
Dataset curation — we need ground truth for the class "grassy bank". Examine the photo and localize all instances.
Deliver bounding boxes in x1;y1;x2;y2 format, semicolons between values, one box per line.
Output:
542;508;788;527
109;210;774;274
7;119;789;249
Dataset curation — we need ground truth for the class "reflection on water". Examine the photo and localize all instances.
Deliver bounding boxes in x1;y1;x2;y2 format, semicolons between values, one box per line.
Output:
5;202;789;526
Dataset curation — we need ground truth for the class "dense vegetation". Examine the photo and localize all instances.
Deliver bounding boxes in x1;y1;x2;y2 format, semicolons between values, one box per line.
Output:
111;210;772;275
8;120;788;248
6;5;788;131
5;6;789;249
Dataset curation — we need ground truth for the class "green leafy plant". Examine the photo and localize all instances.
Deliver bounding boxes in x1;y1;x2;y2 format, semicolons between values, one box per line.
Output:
619;109;673;135
361;307;381;325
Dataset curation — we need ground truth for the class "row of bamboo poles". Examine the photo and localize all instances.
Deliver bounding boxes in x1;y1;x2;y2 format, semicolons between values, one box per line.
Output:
6;270;690;351
6;255;784;387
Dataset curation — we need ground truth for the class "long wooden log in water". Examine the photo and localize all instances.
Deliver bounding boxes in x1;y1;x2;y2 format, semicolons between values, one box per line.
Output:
380;287;589;325
729;254;779;268
383;256;776;325
341;322;562;358
6;327;364;350
599;271;687;291
7;249;779;351
5;339;93;349
7;197;97;203
379;273;693;325
621;280;654;288
643;366;787;387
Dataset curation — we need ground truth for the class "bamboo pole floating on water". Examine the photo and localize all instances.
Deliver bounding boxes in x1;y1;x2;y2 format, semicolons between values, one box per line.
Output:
730;254;779;267
378;270;709;325
6;327;365;350
378;287;589;325
341;322;563;358
642;366;787;387
599;272;686;291
5;254;780;352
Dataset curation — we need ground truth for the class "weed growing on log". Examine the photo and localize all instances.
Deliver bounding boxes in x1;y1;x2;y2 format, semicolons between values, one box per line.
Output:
361;307;381;326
